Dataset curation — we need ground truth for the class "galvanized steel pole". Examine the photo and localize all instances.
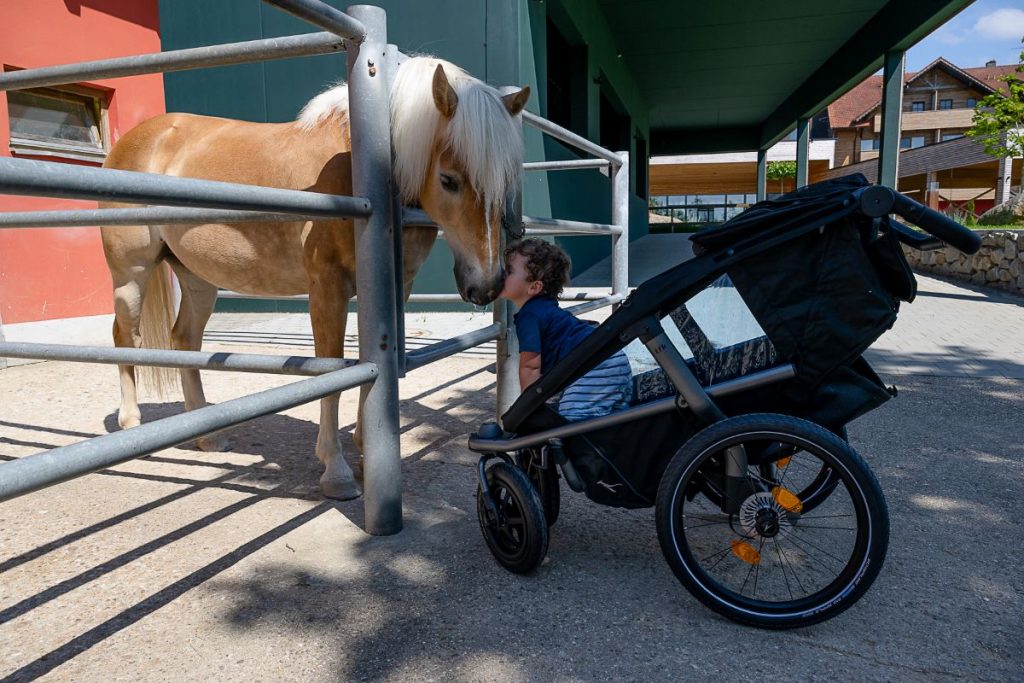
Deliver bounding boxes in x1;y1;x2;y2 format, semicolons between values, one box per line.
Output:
0;363;377;503
0;207;324;229
0;342;357;376
0;157;372;218
262;0;367;42
610;152;630;308
0;33;346;92
346;5;403;535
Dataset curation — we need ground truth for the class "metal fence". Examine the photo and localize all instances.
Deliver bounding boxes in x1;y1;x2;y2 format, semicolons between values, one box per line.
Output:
0;0;630;536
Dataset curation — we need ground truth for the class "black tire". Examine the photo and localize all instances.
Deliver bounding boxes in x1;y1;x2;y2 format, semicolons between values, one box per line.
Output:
477;462;549;574
655;413;888;629
517;448;561;526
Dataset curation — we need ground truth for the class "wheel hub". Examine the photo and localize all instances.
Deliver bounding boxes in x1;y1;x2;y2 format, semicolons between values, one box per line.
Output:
738;491;792;539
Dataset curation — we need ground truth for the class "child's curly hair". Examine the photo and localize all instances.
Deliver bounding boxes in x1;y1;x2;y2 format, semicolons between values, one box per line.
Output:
505;238;572;298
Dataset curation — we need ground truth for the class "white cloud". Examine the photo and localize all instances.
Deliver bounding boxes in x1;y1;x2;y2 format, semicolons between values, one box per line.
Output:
973;8;1024;40
932;27;966;45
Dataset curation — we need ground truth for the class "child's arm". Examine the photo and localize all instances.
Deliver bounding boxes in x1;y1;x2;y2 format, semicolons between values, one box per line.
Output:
519;351;542;390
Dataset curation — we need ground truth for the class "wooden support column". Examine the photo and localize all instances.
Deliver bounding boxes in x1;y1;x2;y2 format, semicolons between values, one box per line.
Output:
925;170;939;210
996;151;1013;206
878;50;905;189
795;117;810;188
756;147;767;201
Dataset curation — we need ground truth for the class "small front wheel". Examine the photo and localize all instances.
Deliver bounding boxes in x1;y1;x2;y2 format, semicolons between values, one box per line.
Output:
656;413;889;629
477;462;548;574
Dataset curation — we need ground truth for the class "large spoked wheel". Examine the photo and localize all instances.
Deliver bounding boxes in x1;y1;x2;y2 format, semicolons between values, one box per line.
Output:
655;413;888;629
477;462;549;574
516;448;561;526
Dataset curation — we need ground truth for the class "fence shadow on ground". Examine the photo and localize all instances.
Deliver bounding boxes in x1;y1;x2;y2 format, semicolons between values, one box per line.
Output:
1;367;1021;680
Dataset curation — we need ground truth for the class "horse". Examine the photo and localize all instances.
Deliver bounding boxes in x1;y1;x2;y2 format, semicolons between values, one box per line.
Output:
99;56;529;500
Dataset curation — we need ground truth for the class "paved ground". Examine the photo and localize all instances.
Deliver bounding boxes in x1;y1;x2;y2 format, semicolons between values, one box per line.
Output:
1;246;1022;680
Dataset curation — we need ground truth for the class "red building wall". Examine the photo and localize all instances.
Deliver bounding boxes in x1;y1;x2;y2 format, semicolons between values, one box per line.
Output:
0;0;165;324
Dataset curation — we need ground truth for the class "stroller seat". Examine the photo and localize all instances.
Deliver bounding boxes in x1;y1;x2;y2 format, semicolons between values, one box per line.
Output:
630;302;778;406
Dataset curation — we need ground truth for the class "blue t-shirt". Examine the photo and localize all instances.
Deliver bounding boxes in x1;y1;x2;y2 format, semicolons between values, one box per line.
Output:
513;295;594;375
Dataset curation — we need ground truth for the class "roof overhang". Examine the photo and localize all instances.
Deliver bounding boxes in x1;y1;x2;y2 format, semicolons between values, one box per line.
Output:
595;0;975;155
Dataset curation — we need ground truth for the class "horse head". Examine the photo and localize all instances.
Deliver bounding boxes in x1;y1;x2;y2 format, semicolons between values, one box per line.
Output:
392;58;529;306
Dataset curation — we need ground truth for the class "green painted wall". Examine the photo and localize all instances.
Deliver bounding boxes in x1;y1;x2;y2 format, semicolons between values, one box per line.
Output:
157;0;648;310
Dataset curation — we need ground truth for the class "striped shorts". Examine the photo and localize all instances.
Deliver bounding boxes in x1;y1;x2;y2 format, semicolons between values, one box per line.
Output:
556;350;633;422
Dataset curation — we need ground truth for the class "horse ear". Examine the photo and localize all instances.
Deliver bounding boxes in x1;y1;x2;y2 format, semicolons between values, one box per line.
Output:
501;86;530;116
432;64;458;118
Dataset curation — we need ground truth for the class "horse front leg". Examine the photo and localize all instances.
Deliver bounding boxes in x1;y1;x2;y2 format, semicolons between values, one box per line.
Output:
309;271;360;500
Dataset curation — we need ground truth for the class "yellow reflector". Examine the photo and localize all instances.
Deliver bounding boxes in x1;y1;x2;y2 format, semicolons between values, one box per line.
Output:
772;486;803;513
775;456;792;469
731;539;761;565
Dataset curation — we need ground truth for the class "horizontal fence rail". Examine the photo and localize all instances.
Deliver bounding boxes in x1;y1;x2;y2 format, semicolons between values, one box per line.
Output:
0;157;372;218
405;323;503;370
523;159;611;171
522;111;621;165
0;207;327;229
0;33;346;92
523;216;622;236
0;362;378;503
0;342;357;376
263;0;367;42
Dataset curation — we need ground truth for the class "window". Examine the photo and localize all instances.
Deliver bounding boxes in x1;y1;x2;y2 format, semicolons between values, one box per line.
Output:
900;136;925;149
860;137;880;152
939;99;953;110
546;18;588;135
6;85;107;162
966;98;977;108
941;133;964;142
911;101;925;112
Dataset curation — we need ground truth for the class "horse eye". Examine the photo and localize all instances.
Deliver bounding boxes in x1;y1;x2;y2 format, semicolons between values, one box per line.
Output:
440;173;460;193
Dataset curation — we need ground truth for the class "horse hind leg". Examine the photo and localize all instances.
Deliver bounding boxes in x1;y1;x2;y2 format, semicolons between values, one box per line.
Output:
167;261;229;452
105;229;174;429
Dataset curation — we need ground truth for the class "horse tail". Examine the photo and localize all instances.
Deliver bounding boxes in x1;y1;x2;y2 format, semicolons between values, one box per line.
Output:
138;262;179;398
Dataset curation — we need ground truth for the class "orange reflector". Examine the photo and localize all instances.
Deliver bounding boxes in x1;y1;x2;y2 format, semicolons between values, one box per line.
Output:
775;456;792;469
772;486;803;513
731;539;761;565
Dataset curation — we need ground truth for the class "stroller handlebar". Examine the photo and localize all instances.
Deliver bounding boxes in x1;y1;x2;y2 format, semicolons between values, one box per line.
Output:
857;185;981;254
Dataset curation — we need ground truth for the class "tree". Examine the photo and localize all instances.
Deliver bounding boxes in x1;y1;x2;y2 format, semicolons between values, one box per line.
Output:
765;160;796;194
966;39;1024;159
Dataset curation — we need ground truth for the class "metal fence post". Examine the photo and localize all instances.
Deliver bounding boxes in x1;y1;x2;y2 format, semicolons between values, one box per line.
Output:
610;151;630;307
346;4;402;536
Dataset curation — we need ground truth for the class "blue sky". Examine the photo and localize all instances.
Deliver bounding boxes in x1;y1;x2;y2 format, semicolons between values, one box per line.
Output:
907;0;1024;70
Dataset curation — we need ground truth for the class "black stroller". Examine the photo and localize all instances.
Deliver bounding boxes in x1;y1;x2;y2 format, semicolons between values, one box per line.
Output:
468;174;981;629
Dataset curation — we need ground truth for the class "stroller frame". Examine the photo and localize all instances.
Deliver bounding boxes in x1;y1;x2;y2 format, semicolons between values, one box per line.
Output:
467;176;981;629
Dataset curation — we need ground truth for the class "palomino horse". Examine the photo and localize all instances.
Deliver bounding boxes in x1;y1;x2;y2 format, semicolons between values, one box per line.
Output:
100;57;529;499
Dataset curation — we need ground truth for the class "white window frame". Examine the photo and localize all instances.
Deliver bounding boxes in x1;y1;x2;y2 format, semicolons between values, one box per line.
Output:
6;84;109;163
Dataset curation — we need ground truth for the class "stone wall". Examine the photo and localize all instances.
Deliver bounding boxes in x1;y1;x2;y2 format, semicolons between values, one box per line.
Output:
901;230;1024;295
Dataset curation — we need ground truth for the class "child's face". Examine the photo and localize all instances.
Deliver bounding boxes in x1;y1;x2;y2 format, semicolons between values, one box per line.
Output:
499;252;543;307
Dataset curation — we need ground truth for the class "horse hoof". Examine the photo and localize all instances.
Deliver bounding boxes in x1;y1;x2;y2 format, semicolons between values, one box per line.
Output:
196;434;232;452
321;476;361;501
118;415;141;430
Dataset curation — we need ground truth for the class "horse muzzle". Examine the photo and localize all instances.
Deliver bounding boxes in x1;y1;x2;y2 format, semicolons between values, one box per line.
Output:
455;262;504;306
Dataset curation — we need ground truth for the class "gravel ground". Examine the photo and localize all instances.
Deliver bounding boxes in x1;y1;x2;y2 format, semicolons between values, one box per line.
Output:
0;336;1021;681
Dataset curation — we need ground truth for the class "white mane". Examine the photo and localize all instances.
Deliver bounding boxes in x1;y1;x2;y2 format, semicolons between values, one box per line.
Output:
296;56;523;212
